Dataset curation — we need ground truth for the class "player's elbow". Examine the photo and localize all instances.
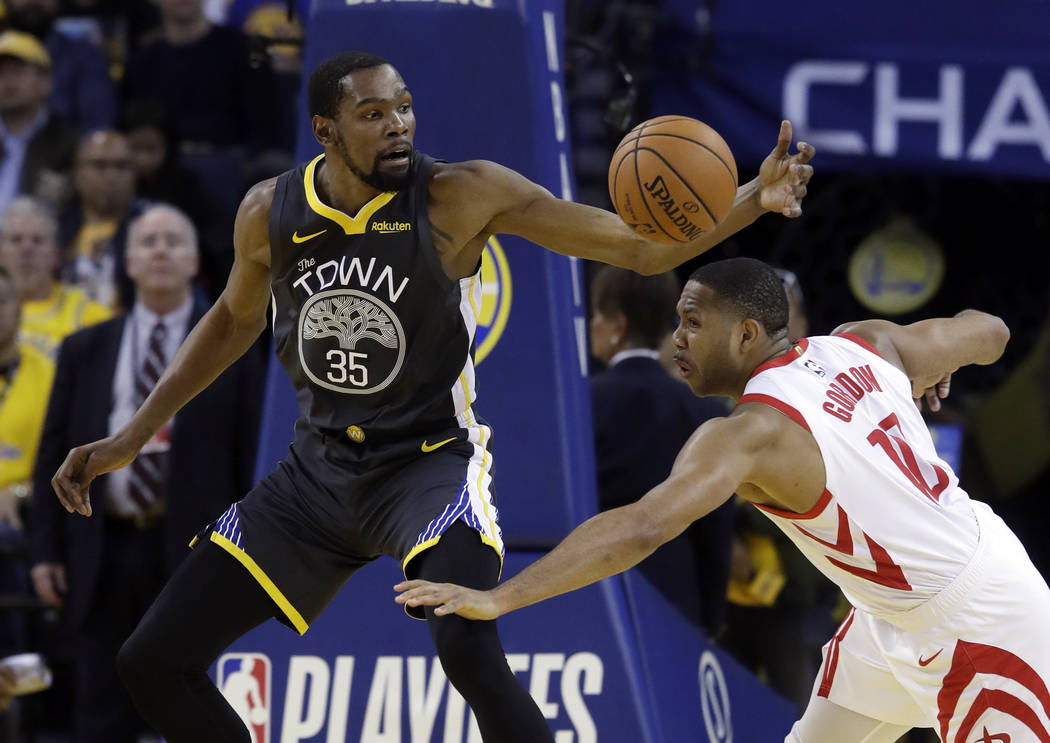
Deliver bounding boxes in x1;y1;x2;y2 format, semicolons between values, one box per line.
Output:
988;315;1010;357
968;311;1010;364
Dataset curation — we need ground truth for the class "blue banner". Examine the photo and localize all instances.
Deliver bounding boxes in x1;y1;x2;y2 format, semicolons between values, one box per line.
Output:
213;555;797;742
654;0;1050;179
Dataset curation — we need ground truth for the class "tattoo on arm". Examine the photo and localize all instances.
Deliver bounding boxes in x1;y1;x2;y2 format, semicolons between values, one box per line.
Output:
430;224;455;249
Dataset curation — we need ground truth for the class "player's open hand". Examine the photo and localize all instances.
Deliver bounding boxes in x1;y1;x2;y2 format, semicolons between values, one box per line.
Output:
52;436;141;517
757;120;815;218
394;579;501;620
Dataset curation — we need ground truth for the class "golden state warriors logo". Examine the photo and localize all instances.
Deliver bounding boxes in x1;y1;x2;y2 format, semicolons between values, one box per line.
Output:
474;237;512;364
297;289;406;394
849;218;944;316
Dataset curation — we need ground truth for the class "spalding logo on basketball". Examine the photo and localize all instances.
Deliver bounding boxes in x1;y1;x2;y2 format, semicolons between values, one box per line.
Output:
297;289;406;394
609;116;738;245
474;236;512;365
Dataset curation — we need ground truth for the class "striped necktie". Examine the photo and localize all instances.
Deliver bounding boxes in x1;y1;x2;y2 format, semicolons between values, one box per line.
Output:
127;321;169;515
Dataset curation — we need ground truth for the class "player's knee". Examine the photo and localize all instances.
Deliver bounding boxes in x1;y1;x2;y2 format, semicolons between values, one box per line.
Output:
117;630;152;695
117;622;173;695
430;616;500;689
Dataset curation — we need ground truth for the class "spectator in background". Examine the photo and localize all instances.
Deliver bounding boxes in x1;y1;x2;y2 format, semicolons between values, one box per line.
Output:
122;0;283;156
29;204;265;743
120;99;230;296
721;267;838;713
0;30;78;215
588;265;734;633
0;196;110;358
0;265;54;530
1;0;117;133
60;130;146;309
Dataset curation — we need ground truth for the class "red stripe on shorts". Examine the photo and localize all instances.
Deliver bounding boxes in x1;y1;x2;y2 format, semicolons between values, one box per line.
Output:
818;608;855;698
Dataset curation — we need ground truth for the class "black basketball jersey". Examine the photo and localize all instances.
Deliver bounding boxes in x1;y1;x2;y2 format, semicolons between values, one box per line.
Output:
268;152;479;435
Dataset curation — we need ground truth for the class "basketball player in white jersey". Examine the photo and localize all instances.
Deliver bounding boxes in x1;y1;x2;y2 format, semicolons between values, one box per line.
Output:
397;257;1050;743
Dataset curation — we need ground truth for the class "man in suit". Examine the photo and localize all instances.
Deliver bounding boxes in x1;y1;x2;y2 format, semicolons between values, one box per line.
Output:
588;264;734;634
29;203;264;743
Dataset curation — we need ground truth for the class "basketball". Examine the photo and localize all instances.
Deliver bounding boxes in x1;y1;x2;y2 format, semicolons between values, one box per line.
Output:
608;116;738;245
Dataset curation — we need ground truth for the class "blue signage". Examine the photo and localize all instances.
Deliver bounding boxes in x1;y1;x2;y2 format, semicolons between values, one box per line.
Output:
654;0;1050;179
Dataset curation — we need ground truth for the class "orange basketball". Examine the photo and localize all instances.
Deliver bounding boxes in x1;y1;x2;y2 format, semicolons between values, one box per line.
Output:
608;116;738;245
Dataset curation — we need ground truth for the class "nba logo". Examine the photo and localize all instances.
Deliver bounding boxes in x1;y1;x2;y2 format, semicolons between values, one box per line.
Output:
218;653;271;743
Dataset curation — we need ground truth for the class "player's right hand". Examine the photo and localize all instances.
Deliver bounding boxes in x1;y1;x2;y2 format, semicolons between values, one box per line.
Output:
52;436;140;517
394;579;502;620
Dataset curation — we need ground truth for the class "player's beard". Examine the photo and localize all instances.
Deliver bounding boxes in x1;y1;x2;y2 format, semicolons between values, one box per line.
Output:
335;133;413;192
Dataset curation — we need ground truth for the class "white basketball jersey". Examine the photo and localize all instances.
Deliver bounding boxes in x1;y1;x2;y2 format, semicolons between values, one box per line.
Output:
738;333;979;619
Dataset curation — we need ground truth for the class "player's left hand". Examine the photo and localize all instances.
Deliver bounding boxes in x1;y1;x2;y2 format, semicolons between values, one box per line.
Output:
914;373;951;412
394;579;501;620
757;120;815;218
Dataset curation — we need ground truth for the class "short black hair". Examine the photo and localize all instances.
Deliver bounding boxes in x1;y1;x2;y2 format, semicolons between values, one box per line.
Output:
308;51;392;119
591;266;680;349
688;257;789;337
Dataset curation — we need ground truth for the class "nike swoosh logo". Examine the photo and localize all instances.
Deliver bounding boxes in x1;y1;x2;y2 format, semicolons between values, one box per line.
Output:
292;229;327;243
421;437;456;453
918;649;943;666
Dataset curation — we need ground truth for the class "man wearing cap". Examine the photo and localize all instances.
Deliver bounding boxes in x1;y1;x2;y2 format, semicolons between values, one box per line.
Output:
0;30;79;215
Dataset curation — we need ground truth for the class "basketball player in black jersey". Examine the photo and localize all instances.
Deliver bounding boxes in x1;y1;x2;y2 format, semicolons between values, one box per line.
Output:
50;52;814;742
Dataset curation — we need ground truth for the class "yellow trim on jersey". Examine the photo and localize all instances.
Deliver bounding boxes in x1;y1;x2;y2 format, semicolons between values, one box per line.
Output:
188;535;199;548
402;536;442;573
302;154;395;235
209;532;309;635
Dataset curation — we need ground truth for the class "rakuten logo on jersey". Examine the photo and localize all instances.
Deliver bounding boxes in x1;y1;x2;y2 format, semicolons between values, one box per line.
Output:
260;651;602;742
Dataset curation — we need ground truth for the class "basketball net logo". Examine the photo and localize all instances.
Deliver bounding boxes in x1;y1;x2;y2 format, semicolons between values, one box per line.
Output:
218;652;271;743
699;651;733;743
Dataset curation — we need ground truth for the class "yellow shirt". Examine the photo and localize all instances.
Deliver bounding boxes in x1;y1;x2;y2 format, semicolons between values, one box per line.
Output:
21;283;113;359
0;344;56;490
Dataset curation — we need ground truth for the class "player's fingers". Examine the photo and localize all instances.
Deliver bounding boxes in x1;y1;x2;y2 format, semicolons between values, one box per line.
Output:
393;579;428;592
793;184;807;200
772;120;792;158
795;141;815;163
794;163;814;183
937;373;952;398
783;204;802;218
50;475;76;513
924;388;941;412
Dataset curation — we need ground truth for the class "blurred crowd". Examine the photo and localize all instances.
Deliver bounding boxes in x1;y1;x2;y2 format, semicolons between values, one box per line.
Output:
0;0;297;738
0;0;1045;741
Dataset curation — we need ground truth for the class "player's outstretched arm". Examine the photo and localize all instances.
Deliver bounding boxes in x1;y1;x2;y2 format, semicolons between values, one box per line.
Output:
51;181;276;517
455;121;813;274
833;311;1010;407
395;414;767;619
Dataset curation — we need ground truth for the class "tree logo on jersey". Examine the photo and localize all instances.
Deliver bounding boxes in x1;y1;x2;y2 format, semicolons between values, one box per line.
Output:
297;289;406;394
698;651;733;743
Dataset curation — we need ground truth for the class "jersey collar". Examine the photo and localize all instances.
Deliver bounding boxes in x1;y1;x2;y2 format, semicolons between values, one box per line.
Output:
749;337;809;380
303;154;396;235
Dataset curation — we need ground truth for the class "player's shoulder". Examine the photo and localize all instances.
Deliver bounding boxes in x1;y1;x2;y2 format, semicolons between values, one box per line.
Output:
239;176;279;217
829;320;905;368
430;159;508;191
723;398;803;450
